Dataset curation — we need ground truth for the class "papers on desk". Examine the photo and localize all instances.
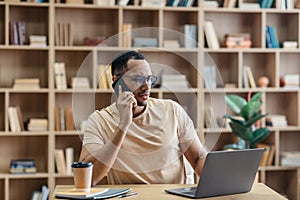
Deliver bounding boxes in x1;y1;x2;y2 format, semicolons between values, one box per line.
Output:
55;187;131;199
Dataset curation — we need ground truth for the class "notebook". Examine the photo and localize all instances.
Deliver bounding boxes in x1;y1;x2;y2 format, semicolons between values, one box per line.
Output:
165;148;264;199
55;187;131;199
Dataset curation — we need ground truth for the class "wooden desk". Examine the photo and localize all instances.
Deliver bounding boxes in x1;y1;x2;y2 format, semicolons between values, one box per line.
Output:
52;183;287;200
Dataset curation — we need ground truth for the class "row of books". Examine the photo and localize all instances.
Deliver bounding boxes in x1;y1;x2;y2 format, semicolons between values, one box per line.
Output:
55;105;76;131
259;0;275;8
10;159;37;174
29;35;47;47
266;114;288;127
243;66;256;88
54;147;74;174
204;0;261;9
55;0;195;6
54;62;68;90
281;74;300;88
257;143;275;166
122;23;133;48
161;74;190;90
166;0;195;7
31;185;49;200
55;22;73;46
9;21;26;45
98;64;113;90
13;78;40;90
266;25;280;48
5;0;45;2
27;118;48;131
8;106;24;132
281;151;300;167
8;106;48;132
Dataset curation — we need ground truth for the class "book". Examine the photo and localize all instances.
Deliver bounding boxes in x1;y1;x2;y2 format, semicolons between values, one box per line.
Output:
204;106;219;128
17;21;26;45
204;21;220;49
105;65;113;89
13;78;40;90
40;185;49;200
163;40;180;48
204;65;217;89
161;74;189;90
10;159;37;174
282;74;300;88
54;62;67;90
122;23;132;48
55;105;61;131
95;0;115;5
98;65;109;89
55;22;73;46
266;25;279;48
181;24;197;48
29;35;47;47
256;143;270;166
60;106;65;131
55;187;109;199
204;0;219;8
27;118;48;131
65;147;74;174
54;149;67;174
15;105;25;131
141;0;165;7
281;151;300;167
266;145;275;166
55;187;131;200
133;37;158;47
71;77;90;89
244;66;256;88
8;106;21;132
65;108;75;131
266;114;288;127
240;2;260;9
118;0;130;6
283;41;298;49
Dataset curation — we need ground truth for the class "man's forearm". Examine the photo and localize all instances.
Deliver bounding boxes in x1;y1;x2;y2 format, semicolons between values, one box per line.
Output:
79;127;128;185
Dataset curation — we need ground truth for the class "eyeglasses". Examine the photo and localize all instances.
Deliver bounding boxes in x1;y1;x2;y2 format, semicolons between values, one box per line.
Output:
121;74;158;87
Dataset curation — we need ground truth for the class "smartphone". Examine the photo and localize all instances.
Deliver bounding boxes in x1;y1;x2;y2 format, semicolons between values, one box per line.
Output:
112;77;132;96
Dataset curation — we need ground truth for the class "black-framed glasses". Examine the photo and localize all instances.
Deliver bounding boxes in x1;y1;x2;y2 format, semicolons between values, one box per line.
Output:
122;74;158;87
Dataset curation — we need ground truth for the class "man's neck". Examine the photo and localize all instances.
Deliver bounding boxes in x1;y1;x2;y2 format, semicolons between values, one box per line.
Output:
133;105;146;118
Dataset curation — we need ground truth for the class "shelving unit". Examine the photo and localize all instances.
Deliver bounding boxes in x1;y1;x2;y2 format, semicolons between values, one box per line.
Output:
0;0;299;199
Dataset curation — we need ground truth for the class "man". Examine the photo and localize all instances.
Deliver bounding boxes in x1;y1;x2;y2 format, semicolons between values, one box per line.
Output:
79;50;207;186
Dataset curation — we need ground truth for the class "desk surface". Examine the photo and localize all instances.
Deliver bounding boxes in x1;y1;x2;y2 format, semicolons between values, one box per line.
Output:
52;183;287;200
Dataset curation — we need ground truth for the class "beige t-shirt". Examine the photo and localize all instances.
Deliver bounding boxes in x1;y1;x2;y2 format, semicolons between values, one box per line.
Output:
83;98;199;184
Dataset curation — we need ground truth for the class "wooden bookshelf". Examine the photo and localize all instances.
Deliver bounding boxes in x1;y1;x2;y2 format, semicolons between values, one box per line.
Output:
0;0;299;199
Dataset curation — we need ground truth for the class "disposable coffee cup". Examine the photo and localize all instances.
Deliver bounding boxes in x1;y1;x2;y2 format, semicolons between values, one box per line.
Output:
72;162;93;192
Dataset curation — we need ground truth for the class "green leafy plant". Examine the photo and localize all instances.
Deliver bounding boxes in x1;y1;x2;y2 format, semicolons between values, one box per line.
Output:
223;92;270;149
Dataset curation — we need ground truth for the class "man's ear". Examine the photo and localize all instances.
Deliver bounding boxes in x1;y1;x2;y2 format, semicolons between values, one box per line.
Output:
112;75;118;82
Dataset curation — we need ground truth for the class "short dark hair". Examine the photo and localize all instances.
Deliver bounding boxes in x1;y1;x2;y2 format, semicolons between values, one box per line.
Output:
111;50;145;76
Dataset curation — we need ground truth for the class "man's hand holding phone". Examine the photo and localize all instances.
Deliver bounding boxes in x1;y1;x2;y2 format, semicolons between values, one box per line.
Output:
117;85;137;132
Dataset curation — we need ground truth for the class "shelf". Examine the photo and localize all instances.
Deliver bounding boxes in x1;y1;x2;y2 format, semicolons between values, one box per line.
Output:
0;1;299;199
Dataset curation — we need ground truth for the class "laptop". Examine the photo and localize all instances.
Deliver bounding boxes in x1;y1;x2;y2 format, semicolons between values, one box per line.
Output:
165;148;264;199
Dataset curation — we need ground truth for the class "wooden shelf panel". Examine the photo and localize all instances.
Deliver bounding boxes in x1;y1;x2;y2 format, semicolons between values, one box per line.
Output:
0;49;49;88
266;12;299;43
0;136;48;173
55;7;119;46
204;11;263;48
9;177;48;200
0;1;299;199
264;169;298;200
265;92;299;126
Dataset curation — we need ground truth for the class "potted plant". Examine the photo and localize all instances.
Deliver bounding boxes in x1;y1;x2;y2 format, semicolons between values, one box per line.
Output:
223;92;270;149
